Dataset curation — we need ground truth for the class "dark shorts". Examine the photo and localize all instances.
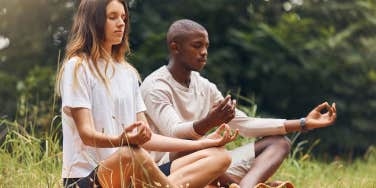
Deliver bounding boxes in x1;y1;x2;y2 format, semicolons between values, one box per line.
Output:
158;162;171;176
63;167;101;188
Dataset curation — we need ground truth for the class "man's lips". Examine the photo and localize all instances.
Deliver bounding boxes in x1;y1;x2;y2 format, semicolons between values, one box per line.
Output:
198;58;207;63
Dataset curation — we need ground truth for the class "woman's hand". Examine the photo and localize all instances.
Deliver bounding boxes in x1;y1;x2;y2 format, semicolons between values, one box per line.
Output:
306;102;337;129
201;124;239;147
120;121;152;146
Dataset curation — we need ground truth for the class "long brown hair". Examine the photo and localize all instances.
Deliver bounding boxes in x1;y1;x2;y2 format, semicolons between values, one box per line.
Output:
56;0;137;95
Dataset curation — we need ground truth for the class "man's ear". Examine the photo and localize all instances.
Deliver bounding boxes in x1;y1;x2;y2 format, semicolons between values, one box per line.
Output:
170;41;179;54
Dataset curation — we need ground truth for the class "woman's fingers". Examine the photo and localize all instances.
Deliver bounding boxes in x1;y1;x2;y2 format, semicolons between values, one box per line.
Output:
125;121;142;132
230;129;239;141
220;126;238;144
215;124;227;134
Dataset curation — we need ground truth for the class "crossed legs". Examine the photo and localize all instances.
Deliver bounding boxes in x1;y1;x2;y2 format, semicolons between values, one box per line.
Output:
95;136;289;188
228;136;291;188
96;146;231;188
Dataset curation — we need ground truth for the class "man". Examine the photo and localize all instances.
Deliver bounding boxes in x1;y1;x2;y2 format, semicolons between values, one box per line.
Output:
140;19;337;187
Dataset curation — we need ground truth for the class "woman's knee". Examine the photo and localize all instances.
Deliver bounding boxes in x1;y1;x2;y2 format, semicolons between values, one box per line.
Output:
206;147;232;170
118;146;153;166
117;147;133;162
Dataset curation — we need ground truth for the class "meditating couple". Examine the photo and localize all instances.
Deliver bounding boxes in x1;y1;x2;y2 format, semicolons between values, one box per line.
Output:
58;1;336;187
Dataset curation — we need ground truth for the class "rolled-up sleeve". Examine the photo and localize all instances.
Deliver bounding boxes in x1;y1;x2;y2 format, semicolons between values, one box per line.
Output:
230;109;287;138
209;82;287;137
143;88;202;139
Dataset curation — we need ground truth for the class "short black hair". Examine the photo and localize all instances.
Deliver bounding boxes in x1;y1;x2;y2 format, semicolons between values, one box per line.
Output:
166;19;207;46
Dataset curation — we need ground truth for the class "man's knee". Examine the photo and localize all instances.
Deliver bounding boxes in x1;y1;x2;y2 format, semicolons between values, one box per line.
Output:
262;136;291;156
275;136;291;156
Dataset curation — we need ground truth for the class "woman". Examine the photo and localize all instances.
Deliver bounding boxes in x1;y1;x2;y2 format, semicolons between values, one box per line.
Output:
56;0;238;187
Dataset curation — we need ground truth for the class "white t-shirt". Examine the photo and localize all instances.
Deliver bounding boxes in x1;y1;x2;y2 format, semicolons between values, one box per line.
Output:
60;57;146;178
141;66;286;164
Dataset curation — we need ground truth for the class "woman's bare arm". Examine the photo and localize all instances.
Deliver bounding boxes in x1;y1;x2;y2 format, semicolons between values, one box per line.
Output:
137;112;238;152
70;107;122;147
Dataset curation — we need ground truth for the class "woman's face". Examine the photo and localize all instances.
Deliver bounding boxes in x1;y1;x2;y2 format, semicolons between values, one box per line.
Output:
104;0;127;47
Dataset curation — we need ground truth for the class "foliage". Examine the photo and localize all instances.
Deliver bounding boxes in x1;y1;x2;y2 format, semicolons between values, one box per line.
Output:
130;0;376;156
0;0;375;156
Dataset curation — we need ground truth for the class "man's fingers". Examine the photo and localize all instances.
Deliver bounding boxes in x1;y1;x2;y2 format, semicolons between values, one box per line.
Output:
213;100;222;109
315;102;330;112
328;104;334;116
332;103;337;113
331;105;337;121
222;100;236;118
222;103;232;113
231;100;237;111
332;111;337;121
218;95;231;110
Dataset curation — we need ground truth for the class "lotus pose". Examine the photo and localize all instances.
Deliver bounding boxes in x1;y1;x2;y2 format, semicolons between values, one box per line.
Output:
56;2;238;188
140;19;337;188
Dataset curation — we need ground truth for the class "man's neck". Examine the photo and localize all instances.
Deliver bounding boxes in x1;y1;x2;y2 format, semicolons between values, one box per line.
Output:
167;60;191;88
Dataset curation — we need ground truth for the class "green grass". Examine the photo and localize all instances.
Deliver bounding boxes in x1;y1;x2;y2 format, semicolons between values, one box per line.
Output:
273;155;376;188
1;119;375;188
0;118;62;188
272;146;376;188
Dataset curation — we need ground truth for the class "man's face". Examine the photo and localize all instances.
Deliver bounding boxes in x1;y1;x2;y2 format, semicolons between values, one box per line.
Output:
176;30;209;71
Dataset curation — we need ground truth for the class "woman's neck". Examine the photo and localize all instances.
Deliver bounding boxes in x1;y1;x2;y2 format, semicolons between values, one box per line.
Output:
104;43;112;55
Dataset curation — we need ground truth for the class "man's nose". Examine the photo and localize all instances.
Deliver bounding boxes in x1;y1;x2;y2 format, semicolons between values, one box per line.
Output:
201;48;207;56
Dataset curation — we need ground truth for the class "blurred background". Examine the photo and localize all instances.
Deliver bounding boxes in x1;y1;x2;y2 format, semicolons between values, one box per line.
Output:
0;0;375;160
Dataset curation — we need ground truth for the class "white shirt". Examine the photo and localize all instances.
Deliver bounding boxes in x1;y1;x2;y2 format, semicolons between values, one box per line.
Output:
60;57;146;178
140;66;286;164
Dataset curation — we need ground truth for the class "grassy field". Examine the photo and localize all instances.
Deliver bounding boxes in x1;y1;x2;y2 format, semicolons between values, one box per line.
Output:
272;146;376;188
0;119;375;188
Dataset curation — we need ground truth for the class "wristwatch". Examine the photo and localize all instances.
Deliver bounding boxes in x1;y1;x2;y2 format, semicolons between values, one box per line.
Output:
300;118;309;132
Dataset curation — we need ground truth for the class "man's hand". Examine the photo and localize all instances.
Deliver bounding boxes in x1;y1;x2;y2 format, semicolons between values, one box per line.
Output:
306;102;337;129
194;95;237;135
120;121;152;146
207;95;236;126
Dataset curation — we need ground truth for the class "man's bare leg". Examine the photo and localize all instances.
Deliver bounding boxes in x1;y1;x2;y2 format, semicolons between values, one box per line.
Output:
234;136;291;188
